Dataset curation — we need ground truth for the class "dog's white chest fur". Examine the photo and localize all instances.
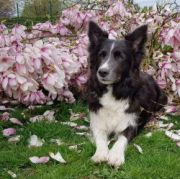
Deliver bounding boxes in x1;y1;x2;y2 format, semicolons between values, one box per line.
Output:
90;87;137;134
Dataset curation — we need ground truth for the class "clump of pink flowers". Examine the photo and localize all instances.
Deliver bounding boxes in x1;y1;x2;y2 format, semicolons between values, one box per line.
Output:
0;0;179;105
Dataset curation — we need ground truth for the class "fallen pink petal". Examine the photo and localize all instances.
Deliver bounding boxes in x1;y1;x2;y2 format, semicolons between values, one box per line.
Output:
60;122;77;127
134;144;143;154
145;132;152;138
9;118;23;126
0;106;13;111
29;156;50;164
7;171;17;178
29;134;44;147
165;131;180;141
74;125;88;130
2;128;16;136
1;112;10;121
49;152;66;163
69;145;78;150
50;139;63;146
8;135;20;143
165;106;178;113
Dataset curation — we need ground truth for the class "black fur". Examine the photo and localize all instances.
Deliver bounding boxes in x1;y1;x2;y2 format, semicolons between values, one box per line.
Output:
86;21;167;141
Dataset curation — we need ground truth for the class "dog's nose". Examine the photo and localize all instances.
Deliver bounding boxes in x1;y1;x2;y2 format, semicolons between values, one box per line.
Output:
98;68;109;77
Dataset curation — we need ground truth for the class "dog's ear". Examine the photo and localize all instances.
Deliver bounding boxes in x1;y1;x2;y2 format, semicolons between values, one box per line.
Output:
88;21;108;46
125;25;148;52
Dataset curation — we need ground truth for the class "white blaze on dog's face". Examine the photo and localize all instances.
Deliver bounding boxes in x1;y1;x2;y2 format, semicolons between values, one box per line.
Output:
88;21;148;85
96;40;133;84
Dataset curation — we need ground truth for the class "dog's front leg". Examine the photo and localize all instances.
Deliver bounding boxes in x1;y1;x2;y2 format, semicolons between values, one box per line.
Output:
108;126;137;169
107;135;127;168
91;129;109;163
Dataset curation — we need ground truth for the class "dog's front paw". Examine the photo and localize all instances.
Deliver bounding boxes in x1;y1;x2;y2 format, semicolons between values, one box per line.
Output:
107;150;125;169
92;149;108;163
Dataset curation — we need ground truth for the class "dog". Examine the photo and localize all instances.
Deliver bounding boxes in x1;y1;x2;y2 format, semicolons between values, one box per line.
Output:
86;21;167;168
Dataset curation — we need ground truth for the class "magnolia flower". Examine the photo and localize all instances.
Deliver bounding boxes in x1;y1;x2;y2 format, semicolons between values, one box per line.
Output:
2;73;19;91
72;44;88;57
157;80;166;89
12;25;26;39
75;73;88;85
106;1;127;17
0;0;179;106
172;80;180;97
0;35;6;47
42;72;65;95
0;53;15;72
73;12;85;28
21;91;46;105
51;25;69;36
0;24;7;32
60;17;70;26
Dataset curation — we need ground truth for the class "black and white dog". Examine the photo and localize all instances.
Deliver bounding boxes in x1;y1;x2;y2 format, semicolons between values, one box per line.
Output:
86;21;167;168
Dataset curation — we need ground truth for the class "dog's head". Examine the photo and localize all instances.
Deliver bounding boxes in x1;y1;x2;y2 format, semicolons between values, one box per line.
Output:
88;21;148;85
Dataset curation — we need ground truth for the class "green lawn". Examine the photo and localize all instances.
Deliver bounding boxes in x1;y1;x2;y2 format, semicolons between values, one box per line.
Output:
0;101;180;179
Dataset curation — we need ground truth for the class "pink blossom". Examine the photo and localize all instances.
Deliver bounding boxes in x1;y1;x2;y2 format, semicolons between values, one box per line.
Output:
75;73;88;85
21;91;46;105
60;89;75;103
165;106;178;113
73;44;88;57
73;12;85;28
60;17;70;25
1;112;10;121
12;25;26;39
51;25;69;36
0;53;15;72
172;79;180;97
0;24;7;32
150;116;158;122
171;51;180;61
157;80;166;89
0;106;13;111
0;1;179;105
0;35;6;47
106;1;127;17
2;128;16;136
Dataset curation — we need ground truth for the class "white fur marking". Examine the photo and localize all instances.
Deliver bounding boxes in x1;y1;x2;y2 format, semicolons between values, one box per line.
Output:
90;87;136;135
90;86;137;165
91;129;109;163
100;42;115;69
108;135;127;168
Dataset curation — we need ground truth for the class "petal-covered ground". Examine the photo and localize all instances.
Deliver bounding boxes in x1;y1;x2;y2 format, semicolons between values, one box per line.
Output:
0;101;180;179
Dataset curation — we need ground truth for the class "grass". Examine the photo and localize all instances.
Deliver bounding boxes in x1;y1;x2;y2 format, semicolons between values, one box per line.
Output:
0;101;180;179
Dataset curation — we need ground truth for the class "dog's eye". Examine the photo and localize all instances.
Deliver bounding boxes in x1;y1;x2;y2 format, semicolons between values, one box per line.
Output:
114;51;122;59
99;51;106;58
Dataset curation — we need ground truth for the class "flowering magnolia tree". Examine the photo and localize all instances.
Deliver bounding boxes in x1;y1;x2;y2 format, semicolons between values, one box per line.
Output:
0;0;179;105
